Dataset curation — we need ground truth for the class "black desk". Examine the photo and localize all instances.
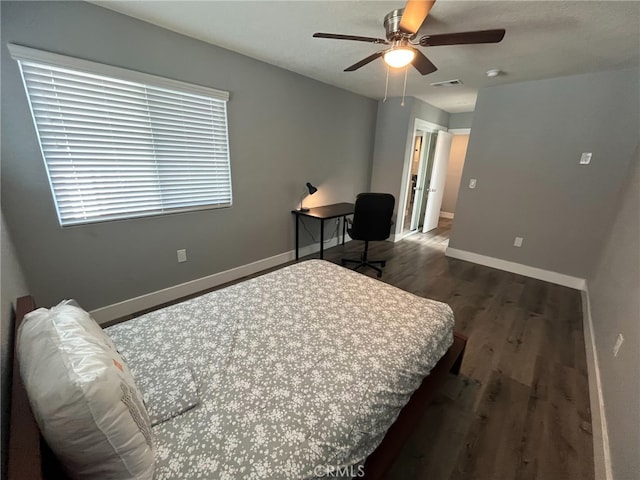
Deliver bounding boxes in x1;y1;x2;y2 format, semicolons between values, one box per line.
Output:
291;202;355;260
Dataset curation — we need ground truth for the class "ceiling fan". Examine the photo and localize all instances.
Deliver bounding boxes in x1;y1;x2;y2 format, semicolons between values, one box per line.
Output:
313;0;505;75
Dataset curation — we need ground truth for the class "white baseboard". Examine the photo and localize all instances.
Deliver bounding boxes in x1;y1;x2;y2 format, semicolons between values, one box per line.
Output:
297;236;349;258
581;288;613;480
91;237;349;323
439;211;455;219
445;247;586;290
90;251;293;323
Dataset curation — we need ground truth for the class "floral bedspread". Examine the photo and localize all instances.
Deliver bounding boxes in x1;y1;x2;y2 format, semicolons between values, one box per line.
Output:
105;260;454;479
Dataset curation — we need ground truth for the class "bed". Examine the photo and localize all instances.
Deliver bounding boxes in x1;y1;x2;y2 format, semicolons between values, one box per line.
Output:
8;260;466;480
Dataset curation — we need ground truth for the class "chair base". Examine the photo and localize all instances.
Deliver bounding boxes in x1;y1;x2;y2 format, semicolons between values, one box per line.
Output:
342;239;388;277
341;257;387;278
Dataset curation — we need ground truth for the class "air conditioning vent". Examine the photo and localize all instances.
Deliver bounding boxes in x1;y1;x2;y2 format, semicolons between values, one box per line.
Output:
430;79;463;87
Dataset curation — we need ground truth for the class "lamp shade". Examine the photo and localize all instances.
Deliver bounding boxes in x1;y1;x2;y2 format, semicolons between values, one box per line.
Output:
306;182;318;195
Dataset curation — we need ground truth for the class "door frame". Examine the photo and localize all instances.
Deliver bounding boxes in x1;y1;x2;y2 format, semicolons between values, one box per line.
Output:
394;118;448;241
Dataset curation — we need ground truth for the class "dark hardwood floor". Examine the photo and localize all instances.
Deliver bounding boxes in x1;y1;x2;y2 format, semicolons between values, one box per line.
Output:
114;218;594;479
319;218;594;480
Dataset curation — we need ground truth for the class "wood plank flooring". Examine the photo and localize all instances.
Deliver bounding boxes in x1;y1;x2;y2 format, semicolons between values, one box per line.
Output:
113;218;594;479
319;218;594;480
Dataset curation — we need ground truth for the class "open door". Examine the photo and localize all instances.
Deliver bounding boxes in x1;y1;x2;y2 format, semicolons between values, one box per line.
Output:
409;131;435;230
422;131;453;232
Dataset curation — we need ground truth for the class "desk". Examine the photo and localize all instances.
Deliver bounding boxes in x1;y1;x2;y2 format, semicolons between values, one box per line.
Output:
291;202;354;260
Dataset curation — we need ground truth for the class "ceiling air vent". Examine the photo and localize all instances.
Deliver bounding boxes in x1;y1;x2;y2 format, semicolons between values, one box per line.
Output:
430;79;463;87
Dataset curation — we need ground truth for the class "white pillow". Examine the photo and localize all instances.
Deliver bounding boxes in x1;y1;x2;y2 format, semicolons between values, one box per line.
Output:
18;300;154;480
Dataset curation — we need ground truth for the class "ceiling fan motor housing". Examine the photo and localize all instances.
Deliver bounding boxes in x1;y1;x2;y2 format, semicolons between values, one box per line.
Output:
384;9;415;41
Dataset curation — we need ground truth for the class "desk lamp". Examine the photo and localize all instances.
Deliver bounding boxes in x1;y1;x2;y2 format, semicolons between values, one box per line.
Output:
298;182;318;212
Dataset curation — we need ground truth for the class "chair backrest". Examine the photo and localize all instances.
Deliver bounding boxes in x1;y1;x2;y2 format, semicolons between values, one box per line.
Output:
349;193;395;241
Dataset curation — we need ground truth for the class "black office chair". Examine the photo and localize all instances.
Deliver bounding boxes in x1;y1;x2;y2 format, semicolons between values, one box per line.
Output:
341;193;395;277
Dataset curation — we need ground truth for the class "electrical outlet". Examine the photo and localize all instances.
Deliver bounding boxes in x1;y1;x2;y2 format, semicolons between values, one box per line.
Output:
177;249;187;263
613;334;624;357
469;178;477;189
513;237;523;247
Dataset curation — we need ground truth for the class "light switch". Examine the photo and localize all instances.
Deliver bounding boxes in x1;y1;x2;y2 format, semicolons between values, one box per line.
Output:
469;179;477;189
613;334;624;357
580;152;592;165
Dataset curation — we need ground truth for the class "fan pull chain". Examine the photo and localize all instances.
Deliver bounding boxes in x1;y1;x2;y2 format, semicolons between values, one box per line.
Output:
383;64;390;103
401;65;409;106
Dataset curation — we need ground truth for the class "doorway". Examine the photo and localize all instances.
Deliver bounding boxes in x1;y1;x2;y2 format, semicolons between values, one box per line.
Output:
400;119;452;237
402;130;437;233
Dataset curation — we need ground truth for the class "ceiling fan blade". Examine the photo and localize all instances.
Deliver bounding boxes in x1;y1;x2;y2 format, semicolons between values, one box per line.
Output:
399;0;436;35
411;49;438;75
313;33;388;44
344;51;385;72
419;29;506;47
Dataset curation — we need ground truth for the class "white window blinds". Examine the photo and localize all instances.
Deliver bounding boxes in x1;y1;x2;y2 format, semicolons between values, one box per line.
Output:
9;44;232;226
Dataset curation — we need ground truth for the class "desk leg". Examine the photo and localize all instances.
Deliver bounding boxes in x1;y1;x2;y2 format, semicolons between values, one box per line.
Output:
320;219;324;260
342;216;346;245
295;215;299;260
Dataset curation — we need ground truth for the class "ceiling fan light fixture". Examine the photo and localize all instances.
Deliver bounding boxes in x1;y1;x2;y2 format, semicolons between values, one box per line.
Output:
383;47;415;68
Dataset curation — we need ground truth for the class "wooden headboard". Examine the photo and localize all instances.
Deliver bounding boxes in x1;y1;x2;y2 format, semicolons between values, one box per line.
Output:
7;296;68;480
8;295;42;480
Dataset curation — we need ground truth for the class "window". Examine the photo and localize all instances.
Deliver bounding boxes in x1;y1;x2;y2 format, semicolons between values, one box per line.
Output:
9;44;232;226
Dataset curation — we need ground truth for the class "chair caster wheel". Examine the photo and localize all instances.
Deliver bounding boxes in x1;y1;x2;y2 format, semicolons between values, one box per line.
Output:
381;261;386;267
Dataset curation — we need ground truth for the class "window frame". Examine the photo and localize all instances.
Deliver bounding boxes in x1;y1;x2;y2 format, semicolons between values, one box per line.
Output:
8;43;233;227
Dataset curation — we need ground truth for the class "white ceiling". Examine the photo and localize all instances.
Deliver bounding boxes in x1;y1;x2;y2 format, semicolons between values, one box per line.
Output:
92;1;640;113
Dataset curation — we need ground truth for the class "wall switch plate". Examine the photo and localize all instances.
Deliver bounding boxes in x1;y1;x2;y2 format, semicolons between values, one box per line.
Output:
469;178;477;189
513;236;524;247
177;249;187;263
580;152;592;165
613;334;624;357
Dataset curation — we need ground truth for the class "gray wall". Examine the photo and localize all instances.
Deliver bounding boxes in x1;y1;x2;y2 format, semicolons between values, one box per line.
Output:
448;112;473;130
449;68;639;278
370;97;449;235
411;97;450;130
587;146;639;480
1;1;377;310
369;99;413;213
1;211;30;478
